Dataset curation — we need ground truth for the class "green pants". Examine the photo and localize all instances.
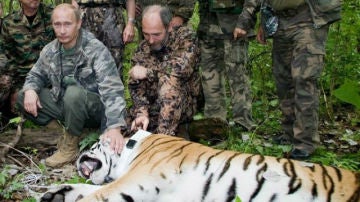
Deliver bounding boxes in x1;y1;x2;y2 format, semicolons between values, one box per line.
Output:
17;86;105;136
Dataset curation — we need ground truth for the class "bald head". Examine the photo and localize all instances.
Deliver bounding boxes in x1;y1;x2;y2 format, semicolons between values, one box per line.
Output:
142;5;172;29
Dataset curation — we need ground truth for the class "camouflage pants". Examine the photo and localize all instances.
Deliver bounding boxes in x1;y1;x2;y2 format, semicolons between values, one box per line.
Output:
17;86;104;135
200;37;254;129
128;77;197;136
272;23;329;152
80;6;125;76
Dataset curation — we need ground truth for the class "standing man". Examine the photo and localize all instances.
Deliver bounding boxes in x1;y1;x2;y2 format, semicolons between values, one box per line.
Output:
17;3;127;168
0;0;54;124
198;0;256;131
135;0;196;35
128;5;200;136
72;0;135;75
234;0;341;159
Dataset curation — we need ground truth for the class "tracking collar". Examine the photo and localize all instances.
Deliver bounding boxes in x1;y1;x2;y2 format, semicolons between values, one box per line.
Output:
114;130;152;177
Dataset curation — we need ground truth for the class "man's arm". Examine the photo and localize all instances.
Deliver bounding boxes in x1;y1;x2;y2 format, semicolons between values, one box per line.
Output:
234;0;261;38
171;0;196;24
166;27;200;79
123;0;135;43
90;40;127;153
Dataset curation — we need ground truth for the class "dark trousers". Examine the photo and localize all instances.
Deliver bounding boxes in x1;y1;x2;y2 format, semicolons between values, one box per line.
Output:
17;86;105;136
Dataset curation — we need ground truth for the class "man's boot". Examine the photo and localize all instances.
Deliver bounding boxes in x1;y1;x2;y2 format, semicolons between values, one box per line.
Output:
45;131;80;168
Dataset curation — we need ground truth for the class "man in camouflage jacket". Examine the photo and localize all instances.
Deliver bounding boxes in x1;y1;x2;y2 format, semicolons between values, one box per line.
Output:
17;4;127;168
234;0;341;159
0;0;54;124
198;0;256;131
72;0;135;77
128;5;200;136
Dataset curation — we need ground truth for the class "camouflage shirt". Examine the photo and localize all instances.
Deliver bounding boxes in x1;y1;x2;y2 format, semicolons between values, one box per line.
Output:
129;26;200;120
23;29;127;129
197;0;255;39
137;0;196;22
0;3;54;85
236;0;341;31
76;0;126;5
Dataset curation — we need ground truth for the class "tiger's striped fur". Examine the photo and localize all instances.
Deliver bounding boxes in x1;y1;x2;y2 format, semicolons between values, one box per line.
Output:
41;132;360;202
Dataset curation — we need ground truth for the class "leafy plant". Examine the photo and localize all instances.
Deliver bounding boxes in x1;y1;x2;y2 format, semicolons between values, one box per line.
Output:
0;166;25;199
332;79;360;109
79;132;100;152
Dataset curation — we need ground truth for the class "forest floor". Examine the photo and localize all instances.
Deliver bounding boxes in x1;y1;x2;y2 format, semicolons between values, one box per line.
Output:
0;107;359;201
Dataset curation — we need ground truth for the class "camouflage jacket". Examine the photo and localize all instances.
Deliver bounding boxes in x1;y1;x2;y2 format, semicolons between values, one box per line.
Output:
137;0;196;22
129;26;200;117
76;0;126;5
0;3;54;80
236;0;341;32
197;0;255;39
23;29;127;129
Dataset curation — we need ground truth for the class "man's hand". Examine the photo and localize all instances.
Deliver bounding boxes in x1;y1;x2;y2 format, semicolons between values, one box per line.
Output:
100;127;125;154
123;22;135;43
24;89;42;117
233;27;247;40
256;26;267;45
129;64;147;80
131;115;149;131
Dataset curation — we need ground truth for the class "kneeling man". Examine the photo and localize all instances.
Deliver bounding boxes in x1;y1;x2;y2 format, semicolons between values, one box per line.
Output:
17;4;127;168
128;5;200;136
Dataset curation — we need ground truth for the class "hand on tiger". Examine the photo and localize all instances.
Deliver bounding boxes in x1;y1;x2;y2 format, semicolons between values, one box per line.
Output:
131;115;149;131
233;27;247;40
24;89;42;117
101;127;125;154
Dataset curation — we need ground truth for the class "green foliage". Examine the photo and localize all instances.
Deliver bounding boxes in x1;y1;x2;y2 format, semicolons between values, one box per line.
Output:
235;196;242;202
79;132;100;152
0;166;25;199
333;79;360;109
65;174;88;184
311;147;360;171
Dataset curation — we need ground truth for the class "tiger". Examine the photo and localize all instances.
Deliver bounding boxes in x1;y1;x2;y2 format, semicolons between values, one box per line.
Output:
40;130;360;202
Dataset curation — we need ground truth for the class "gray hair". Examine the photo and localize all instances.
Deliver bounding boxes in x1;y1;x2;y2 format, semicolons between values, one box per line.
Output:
142;5;173;28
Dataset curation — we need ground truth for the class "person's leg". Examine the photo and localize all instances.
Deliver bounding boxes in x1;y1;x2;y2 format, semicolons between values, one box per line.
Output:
17;88;63;125
200;37;227;121
156;78;183;136
81;6;125;77
46;85;103;168
63;86;102;136
224;38;255;130
272;30;296;142
290;25;328;156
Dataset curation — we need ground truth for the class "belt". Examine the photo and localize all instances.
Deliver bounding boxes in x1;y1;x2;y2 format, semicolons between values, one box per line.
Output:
274;3;308;18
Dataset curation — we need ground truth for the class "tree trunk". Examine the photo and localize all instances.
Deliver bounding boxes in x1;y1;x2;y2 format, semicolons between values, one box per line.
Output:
0;128;62;151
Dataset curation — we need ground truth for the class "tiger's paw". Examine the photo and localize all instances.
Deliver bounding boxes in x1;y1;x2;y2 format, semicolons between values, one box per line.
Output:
40;185;83;202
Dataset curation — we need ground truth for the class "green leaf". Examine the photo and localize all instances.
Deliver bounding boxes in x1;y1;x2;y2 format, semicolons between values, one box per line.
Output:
333;80;360;109
8;117;21;124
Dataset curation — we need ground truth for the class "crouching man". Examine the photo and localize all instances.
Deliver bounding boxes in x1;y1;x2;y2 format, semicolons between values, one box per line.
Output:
16;3;127;168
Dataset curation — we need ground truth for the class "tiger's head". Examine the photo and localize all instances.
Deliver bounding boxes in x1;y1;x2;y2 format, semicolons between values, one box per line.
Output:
76;140;121;185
